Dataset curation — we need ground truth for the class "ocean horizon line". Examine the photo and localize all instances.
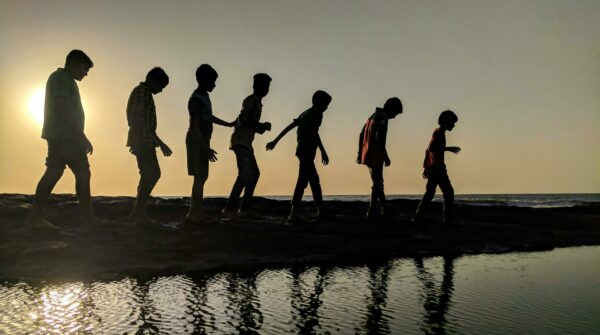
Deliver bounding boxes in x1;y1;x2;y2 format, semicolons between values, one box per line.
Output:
2;192;600;197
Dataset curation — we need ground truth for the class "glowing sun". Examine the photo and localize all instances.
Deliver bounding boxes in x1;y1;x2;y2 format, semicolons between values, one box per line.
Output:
28;87;45;124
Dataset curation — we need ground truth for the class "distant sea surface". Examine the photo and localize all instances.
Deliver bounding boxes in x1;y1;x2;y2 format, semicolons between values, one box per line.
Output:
190;193;600;209
4;194;597;209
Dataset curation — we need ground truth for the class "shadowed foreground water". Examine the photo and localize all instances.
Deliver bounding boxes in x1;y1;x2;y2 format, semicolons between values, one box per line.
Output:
1;246;599;334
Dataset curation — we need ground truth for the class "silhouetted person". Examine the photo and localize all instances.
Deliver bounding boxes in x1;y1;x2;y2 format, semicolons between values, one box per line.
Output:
222;73;272;218
26;50;97;228
413;110;461;225
413;255;456;335
126;67;172;225
267;91;332;222
289;267;328;334
357;98;403;218
364;262;392;335
225;272;263;334
186;64;235;223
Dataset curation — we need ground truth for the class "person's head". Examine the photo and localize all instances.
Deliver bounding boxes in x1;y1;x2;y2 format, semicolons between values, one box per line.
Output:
146;67;169;94
65;49;93;81
253;73;272;98
195;64;218;92
312;90;332;112
382;97;403;119
438;110;458;131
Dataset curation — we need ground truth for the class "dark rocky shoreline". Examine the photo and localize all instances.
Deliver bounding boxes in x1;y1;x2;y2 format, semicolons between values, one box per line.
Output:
1;193;599;282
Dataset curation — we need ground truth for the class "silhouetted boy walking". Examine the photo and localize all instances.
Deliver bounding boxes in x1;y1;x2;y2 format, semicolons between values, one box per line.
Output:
357;98;403;218
26;50;97;228
413;110;461;224
186;64;235;223
223;74;272;217
126;67;172;225
267;90;332;222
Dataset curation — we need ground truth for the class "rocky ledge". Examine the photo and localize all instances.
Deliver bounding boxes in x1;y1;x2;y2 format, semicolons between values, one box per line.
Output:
1;194;599;282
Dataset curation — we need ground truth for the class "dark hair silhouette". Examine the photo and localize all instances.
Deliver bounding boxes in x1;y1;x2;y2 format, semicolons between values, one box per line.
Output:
312;90;332;106
383;97;403;114
146;67;169;87
195;64;218;83
65;49;93;68
253;73;272;86
438;110;458;126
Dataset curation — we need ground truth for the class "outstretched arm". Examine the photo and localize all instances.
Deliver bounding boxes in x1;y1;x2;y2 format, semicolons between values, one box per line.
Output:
445;146;461;154
212;115;235;127
317;134;329;165
266;120;297;150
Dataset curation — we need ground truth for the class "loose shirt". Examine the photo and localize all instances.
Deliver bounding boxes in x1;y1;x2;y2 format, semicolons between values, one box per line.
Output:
295;107;323;159
358;108;388;167
230;95;262;152
188;90;213;144
423;127;446;169
42;68;85;140
126;82;158;148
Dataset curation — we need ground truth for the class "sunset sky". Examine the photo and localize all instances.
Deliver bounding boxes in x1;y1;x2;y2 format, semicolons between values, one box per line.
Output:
1;0;599;196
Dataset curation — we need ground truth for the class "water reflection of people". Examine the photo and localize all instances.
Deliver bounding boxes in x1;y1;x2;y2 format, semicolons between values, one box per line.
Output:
131;279;160;334
225;272;263;334
289;267;328;334
188;276;211;334
414;255;456;335
364;262;393;334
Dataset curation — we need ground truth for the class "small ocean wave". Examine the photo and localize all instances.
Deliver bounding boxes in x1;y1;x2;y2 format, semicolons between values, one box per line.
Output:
160;193;600;208
259;194;600;208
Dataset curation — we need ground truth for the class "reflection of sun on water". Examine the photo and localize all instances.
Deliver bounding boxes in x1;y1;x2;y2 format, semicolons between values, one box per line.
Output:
28;87;45;125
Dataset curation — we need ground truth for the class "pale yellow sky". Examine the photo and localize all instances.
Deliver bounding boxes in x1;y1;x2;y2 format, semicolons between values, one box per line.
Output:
1;0;599;196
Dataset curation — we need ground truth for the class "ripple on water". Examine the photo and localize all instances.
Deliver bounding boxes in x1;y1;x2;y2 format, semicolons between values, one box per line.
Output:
1;246;599;334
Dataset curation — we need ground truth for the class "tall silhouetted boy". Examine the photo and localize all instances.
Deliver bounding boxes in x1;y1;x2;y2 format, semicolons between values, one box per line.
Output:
223;74;272;217
126;67;172;225
266;90;332;222
357;97;403;218
186;64;235;223
412;110;461;224
26;50;96;227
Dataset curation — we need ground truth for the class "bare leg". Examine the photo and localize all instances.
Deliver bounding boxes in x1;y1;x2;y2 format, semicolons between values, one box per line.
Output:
438;176;454;224
26;167;64;224
413;178;437;223
74;168;97;223
306;160;323;216
187;176;206;221
367;166;384;217
239;151;260;212
132;163;161;221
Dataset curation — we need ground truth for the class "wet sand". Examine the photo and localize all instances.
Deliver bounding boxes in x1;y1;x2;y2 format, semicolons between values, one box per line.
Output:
1;194;599;282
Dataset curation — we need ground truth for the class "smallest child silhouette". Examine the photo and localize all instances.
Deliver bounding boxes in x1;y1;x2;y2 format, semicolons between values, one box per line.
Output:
413;110;461;225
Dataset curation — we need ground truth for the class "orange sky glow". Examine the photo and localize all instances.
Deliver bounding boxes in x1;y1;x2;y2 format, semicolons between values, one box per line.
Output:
1;0;599;196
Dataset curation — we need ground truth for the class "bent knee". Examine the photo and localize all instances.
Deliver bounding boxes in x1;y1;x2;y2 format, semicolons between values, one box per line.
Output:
143;168;161;183
254;168;261;180
372;181;383;191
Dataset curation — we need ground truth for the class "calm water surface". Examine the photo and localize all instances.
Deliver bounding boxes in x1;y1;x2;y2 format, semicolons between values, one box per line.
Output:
1;246;599;334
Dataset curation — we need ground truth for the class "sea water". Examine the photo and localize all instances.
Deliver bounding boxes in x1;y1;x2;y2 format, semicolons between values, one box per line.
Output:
1;246;599;334
263;193;600;208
